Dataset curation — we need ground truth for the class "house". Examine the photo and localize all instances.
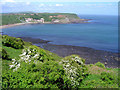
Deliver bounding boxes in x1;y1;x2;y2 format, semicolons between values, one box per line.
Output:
36;18;44;23
25;18;33;22
30;14;34;15
49;16;53;18
52;19;60;23
57;15;65;18
25;18;44;23
40;18;44;23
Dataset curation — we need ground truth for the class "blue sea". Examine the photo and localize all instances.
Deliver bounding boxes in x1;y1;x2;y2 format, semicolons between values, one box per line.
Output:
2;15;118;53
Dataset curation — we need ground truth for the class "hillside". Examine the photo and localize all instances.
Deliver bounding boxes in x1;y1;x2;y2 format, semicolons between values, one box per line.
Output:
1;35;119;88
1;13;89;25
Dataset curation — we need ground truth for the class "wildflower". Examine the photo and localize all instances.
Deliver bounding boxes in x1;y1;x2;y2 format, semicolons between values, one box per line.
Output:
33;54;39;58
12;59;16;62
29;60;31;62
17;63;20;67
66;64;70;67
12;61;15;64
9;65;15;69
15;62;17;65
20;52;26;56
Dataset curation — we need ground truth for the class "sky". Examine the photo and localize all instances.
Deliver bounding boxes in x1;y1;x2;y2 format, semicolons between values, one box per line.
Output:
0;0;119;15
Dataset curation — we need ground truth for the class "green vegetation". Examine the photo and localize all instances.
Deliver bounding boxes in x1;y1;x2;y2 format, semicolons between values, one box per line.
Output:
1;15;21;25
1;35;119;89
1;13;80;25
95;62;105;68
2;48;10;60
2;35;24;49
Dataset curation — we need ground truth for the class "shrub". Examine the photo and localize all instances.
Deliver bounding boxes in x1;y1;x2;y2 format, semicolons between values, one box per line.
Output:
2;48;9;60
101;72;115;84
60;55;88;87
95;62;105;68
2;35;24;49
2;58;71;88
2;46;72;88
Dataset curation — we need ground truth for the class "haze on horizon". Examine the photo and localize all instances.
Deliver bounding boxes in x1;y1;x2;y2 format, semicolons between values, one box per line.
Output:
1;1;118;15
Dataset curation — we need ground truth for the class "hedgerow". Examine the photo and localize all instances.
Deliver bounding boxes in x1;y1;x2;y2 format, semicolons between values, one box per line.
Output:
2;35;24;49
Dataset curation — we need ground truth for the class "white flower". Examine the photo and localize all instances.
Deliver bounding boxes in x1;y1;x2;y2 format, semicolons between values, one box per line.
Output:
12;61;15;64
29;51;31;53
27;49;30;52
13;67;18;72
29;60;31;62
25;60;28;63
71;77;74;80
21;52;26;56
15;62;17;65
17;63;20;67
66;64;70;67
34;54;39;58
21;57;24;60
62;60;69;63
12;59;16;62
9;65;15;69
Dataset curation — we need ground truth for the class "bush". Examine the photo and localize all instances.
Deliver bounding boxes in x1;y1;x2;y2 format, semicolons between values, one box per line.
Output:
60;55;88;87
95;62;105;68
2;48;9;60
2;59;71;88
2;35;24;49
101;72;115;84
2;46;72;88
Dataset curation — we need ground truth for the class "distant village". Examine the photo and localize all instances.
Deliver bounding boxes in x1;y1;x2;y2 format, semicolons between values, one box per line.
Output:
24;14;67;23
4;13;68;23
25;18;45;23
3;13;88;24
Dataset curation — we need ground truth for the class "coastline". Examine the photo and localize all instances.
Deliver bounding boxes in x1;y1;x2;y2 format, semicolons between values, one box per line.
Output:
0;19;91;29
0;22;42;29
20;37;119;68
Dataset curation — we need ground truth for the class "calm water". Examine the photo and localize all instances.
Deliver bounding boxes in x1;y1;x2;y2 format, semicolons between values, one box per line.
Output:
2;15;118;52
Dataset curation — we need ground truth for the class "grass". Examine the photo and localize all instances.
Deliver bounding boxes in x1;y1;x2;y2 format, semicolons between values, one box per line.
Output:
87;65;110;75
2;46;22;60
81;65;119;88
2;46;22;72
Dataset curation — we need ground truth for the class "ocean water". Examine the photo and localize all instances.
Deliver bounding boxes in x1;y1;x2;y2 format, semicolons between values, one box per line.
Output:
2;15;118;52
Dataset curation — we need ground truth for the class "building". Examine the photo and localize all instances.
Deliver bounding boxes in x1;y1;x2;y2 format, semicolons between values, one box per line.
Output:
52;19;60;23
57;15;65;18
40;18;44;23
25;18;44;23
49;16;53;18
30;14;34;15
25;18;33;22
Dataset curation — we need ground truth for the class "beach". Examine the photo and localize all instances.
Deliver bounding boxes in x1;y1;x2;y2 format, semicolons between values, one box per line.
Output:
0;22;42;29
20;37;119;68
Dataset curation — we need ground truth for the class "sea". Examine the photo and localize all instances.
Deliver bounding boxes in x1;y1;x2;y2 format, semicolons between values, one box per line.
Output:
2;15;118;53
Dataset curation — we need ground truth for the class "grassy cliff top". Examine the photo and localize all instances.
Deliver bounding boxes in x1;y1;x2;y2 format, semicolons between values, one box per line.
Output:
1;13;80;25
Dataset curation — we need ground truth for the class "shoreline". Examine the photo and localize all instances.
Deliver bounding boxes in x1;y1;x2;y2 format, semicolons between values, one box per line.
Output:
0;19;91;29
0;22;42;29
20;37;119;68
